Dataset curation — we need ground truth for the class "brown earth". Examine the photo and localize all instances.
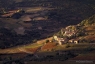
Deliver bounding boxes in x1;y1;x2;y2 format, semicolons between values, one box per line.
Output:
41;42;57;51
69;50;95;60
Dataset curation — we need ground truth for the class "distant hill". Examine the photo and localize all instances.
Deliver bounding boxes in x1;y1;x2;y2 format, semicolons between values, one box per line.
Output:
0;0;95;25
16;0;95;25
46;0;95;25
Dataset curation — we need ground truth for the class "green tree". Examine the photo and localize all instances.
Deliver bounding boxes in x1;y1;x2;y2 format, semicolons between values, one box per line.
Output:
46;40;49;43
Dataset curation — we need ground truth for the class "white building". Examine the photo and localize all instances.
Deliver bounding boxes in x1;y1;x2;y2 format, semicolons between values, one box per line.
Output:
53;36;68;45
69;39;79;44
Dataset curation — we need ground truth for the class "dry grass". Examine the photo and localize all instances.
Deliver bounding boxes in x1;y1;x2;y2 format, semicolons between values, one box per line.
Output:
83;25;95;41
84;35;95;41
85;25;95;31
26;47;39;53
84;25;95;35
41;42;57;51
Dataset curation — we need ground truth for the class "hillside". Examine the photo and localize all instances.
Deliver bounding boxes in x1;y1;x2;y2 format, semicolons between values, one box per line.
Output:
0;0;95;49
55;14;95;44
0;14;95;64
79;14;95;26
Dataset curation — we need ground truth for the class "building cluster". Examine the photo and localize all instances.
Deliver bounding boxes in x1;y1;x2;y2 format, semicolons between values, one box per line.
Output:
53;25;80;45
61;26;77;37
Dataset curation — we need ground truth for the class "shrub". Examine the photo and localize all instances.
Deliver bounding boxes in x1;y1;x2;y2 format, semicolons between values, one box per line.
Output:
46;40;49;43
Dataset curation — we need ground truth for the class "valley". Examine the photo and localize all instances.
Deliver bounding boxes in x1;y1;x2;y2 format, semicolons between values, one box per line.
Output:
0;0;95;64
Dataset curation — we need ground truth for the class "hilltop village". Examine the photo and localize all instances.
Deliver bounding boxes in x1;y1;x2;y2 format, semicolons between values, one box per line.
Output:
45;24;83;46
53;25;79;45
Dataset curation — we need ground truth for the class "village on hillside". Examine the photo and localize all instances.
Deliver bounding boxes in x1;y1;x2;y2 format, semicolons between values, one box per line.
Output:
52;25;84;45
